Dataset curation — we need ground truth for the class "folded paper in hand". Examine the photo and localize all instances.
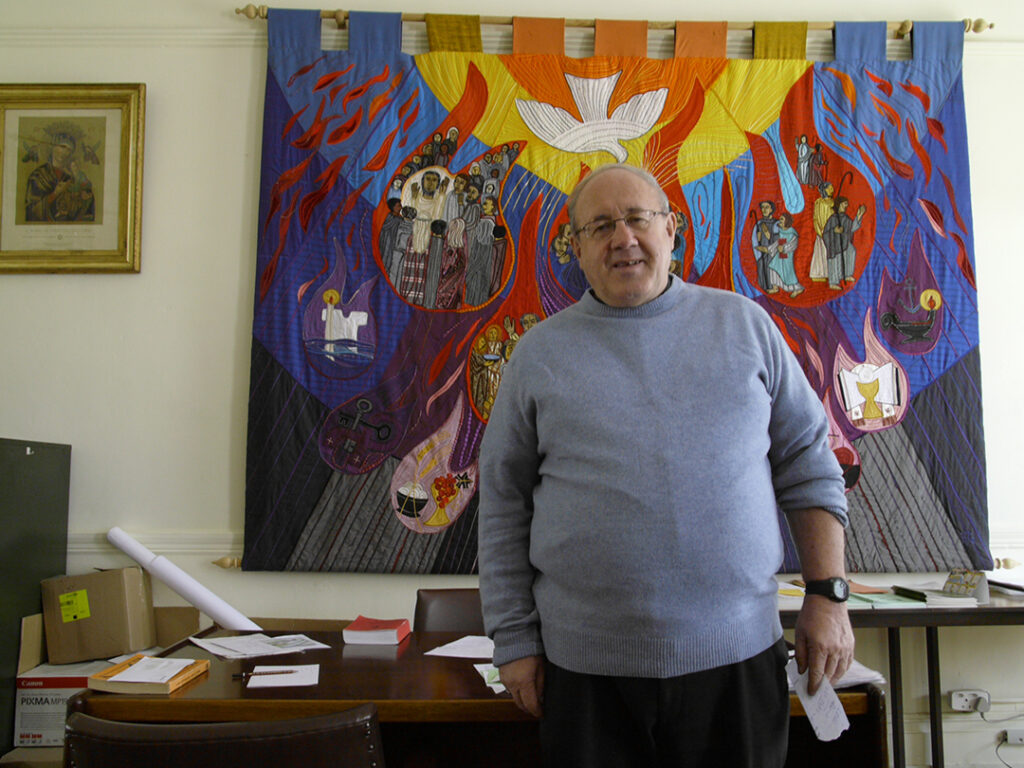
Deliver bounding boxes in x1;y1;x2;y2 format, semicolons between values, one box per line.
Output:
786;659;849;742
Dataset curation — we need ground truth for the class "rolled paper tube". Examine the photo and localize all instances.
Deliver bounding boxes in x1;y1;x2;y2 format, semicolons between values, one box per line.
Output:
107;527;261;631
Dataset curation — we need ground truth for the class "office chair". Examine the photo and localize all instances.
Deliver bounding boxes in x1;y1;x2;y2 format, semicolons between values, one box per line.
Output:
63;703;385;768
413;588;485;633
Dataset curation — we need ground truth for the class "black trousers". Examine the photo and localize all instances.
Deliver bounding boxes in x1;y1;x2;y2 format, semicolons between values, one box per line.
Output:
540;637;790;768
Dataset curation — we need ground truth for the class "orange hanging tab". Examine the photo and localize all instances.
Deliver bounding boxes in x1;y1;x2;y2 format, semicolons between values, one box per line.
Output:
673;21;728;58
594;19;648;57
512;17;565;55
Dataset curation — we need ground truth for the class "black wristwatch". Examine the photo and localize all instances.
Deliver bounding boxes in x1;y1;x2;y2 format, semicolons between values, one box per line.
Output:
804;577;850;602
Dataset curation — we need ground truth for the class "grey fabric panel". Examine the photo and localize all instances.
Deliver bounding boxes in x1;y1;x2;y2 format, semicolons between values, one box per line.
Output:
288;458;438;572
843;348;988;572
845;423;971;572
898;347;991;568
286;459;479;573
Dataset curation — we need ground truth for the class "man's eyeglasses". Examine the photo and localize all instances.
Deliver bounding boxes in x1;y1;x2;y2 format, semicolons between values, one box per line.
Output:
573;209;669;242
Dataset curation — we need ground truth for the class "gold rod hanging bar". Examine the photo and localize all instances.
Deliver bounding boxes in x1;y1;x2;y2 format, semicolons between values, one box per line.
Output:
233;5;994;37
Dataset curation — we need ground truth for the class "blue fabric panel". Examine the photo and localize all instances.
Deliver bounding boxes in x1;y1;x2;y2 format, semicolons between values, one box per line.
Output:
268;8;322;53
833;21;887;62
348;11;403;56
912;21;964;65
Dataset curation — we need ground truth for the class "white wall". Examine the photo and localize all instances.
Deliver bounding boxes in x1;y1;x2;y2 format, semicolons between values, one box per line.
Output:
2;1;1023;765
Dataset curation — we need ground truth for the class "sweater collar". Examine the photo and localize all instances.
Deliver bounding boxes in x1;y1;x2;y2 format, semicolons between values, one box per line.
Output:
578;273;685;319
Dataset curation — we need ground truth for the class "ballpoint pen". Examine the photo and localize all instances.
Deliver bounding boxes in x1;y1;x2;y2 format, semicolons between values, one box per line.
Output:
232;669;297;679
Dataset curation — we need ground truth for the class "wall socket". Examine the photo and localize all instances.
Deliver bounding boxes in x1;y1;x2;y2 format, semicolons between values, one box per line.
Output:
950;689;991;712
1006;730;1024;746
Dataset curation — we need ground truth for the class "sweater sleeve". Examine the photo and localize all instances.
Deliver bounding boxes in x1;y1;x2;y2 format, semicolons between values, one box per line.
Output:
761;313;849;525
477;353;546;667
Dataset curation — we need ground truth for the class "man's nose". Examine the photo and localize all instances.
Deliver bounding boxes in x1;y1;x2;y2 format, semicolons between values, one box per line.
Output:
608;217;638;247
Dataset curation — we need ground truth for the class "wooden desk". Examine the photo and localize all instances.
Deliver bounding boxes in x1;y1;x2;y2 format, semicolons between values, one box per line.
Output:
69;631;536;768
68;629;885;768
71;632;529;725
782;595;1024;768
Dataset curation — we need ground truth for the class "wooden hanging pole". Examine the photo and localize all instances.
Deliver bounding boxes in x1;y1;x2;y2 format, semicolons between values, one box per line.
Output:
234;5;993;36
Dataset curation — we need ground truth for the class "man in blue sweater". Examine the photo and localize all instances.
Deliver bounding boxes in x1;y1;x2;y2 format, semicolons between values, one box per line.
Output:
478;164;854;766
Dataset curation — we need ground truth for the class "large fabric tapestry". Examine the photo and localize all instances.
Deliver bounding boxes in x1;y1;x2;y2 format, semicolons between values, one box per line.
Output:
244;11;991;573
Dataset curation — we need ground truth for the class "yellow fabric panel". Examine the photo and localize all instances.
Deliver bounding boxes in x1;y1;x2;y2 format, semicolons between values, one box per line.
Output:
711;59;809;132
425;14;483;52
676;59;809;184
753;21;808;60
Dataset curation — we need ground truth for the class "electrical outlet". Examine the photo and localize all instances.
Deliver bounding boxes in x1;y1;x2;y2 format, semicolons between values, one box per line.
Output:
950;689;991;712
1006;730;1024;746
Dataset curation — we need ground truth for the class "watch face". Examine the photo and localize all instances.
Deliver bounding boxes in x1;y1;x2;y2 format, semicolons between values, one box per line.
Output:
831;579;849;600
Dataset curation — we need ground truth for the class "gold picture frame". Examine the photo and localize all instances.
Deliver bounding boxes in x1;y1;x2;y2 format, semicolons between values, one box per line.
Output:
0;83;145;273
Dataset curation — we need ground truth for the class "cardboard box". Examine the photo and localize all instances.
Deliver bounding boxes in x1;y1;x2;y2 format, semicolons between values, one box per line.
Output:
13;608;201;748
0;747;63;767
13;616;108;747
40;567;155;665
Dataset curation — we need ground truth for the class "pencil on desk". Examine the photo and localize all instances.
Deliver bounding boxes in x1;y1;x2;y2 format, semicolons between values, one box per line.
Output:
232;669;297;679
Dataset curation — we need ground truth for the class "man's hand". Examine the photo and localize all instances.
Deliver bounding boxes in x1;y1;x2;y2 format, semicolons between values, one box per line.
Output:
794;596;854;694
787;508;855;695
498;655;544;717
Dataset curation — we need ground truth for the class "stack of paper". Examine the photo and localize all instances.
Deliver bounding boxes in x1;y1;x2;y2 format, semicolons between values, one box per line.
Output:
88;655;209;694
988;578;1024;598
847;592;931;609
891;585;978;607
190;633;329;659
776;582;805;610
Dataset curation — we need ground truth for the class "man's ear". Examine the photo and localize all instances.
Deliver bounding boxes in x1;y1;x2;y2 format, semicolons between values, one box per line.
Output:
570;233;581;258
664;210;678;241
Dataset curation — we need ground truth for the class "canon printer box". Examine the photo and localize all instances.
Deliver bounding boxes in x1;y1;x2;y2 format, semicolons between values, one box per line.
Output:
14;608;200;747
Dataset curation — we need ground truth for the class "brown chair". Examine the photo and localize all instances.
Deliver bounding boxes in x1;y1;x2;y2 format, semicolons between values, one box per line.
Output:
413;588;485;633
63;703;385;768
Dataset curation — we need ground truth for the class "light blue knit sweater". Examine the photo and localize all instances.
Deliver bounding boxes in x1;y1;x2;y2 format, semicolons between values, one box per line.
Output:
478;275;848;677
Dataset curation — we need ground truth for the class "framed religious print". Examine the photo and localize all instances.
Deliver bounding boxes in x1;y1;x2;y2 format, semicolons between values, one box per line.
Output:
0;83;145;273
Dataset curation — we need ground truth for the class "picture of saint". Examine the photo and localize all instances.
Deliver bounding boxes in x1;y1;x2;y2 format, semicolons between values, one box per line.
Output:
18;119;104;225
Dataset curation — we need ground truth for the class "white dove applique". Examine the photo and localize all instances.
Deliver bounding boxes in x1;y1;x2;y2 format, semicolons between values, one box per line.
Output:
515;71;668;162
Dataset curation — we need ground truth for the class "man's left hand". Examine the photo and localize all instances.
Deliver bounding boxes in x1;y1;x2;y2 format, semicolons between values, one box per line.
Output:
794;596;854;694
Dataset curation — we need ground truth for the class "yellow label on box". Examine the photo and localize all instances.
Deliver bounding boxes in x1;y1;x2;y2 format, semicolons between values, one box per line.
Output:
59;589;91;622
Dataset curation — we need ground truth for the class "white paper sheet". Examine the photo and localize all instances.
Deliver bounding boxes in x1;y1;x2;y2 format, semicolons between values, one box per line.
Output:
245;664;319;688
786;659;850;741
424;635;494;658
787;658;885;690
190;633;329;659
474;663;505;693
110;656;194;684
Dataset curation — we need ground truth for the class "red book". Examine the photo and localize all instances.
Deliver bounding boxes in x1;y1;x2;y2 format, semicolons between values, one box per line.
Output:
342;615;411;645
